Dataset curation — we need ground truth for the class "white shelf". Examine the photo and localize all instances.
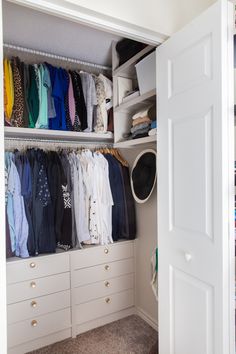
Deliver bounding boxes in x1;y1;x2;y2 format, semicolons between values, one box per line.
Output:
114;89;156;113
113;45;154;78
114;135;156;148
4;127;114;143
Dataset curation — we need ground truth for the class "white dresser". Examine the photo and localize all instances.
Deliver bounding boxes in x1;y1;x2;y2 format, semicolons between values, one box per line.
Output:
7;241;135;353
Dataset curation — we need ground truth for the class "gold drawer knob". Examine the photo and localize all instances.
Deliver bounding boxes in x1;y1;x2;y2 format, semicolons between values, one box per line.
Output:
105;281;110;287
30;262;36;268
31;301;37;308
105;297;111;304
30;281;36;288
104;265;110;271
31;320;38;327
104;248;109;254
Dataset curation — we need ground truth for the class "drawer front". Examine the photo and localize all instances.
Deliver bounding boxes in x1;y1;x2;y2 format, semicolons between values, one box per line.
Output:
7;272;70;304
8;308;71;348
76;289;134;324
8;290;71;325
71;242;134;270
73;258;134;287
75;274;134;305
7;253;70;284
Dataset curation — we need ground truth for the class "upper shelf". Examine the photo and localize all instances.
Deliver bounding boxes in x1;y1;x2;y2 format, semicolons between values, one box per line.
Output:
114;135;156;148
4;127;114;143
114;89;156;113
113;45;155;78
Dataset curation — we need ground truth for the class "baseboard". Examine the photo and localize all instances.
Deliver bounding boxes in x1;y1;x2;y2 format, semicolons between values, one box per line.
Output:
135;306;158;331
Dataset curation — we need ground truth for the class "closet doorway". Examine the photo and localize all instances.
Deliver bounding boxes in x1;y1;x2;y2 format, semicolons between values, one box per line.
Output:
1;1;161;353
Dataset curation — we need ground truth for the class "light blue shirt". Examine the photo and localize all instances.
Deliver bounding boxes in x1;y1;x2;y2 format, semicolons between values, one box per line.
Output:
7;156;29;258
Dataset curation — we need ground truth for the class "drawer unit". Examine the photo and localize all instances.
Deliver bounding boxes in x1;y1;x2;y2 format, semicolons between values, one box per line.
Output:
73;258;134;287
8;308;71;348
75;273;134;304
76;289;134;324
7;253;70;284
8;290;71;325
71;242;134;270
7;272;70;304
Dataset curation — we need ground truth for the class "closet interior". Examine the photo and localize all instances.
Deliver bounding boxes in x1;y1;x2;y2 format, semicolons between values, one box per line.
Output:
3;1;158;353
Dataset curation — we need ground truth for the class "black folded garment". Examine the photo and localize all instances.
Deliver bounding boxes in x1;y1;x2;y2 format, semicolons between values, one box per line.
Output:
116;39;147;66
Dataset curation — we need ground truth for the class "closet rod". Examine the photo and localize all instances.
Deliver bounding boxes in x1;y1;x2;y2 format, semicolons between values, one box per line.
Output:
3;43;112;71
4;136;113;146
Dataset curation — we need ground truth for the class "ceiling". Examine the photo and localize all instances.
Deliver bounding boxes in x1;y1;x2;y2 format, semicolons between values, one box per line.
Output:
2;1;123;67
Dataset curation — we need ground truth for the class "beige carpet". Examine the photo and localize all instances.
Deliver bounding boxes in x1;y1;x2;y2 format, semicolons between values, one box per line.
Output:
28;315;158;354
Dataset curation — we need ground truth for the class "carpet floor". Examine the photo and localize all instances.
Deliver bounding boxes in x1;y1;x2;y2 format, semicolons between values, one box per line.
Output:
28;315;158;354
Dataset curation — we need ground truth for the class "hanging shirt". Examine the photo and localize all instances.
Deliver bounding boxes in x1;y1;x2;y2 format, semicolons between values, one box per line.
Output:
6;152;15;253
44;64;56;119
36;64;49;129
68;73;76;126
80;72;97;132
93;152;114;245
4;58;14;123
69;70;87;131
8;158;29;258
11;57;24;127
28;64;40;128
47;65;68;130
94;74;113;133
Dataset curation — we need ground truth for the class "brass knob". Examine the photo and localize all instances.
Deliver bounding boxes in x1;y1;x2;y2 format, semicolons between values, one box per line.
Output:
31;301;37;308
105;265;110;271
105;281;110;287
30;281;36;288
105;297;111;304
30;262;36;268
31;320;38;327
104;248;109;254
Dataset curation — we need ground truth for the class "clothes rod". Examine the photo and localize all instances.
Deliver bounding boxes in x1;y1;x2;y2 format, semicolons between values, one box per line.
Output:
3;43;112;71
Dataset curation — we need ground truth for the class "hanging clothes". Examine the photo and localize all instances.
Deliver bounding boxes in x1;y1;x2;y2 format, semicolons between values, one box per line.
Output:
11;57;24;127
4;55;113;134
4;58;14;124
5;147;136;257
79;71;97;132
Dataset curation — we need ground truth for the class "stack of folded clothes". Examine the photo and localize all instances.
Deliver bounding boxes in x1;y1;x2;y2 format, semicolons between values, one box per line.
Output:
130;105;157;139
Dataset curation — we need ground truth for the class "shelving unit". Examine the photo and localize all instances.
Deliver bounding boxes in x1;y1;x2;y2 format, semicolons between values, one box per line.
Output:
4;127;114;143
114;135;156;148
113;42;157;145
114;89;156;113
113;45;154;78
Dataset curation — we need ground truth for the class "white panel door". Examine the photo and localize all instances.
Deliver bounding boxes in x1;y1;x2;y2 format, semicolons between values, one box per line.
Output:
157;1;234;354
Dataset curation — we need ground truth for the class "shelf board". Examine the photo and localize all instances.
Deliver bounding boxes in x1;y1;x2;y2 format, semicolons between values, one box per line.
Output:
114;89;156;113
113;45;154;78
114;135;156;148
4;127;114;143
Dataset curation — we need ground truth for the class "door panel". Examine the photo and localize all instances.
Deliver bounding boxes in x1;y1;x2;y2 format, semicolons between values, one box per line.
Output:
157;1;234;353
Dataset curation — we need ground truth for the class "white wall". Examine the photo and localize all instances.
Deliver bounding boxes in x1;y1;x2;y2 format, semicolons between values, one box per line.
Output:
121;147;158;329
64;0;215;36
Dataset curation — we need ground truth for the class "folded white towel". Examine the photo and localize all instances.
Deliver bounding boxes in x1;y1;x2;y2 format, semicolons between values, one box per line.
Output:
148;128;157;136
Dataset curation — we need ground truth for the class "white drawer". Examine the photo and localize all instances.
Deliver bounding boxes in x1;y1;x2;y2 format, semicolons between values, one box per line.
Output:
75;273;134;304
7;272;70;304
8;308;71;348
7;253;70;284
73;258;134;287
76;289;134;324
71;241;134;270
8;290;70;325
